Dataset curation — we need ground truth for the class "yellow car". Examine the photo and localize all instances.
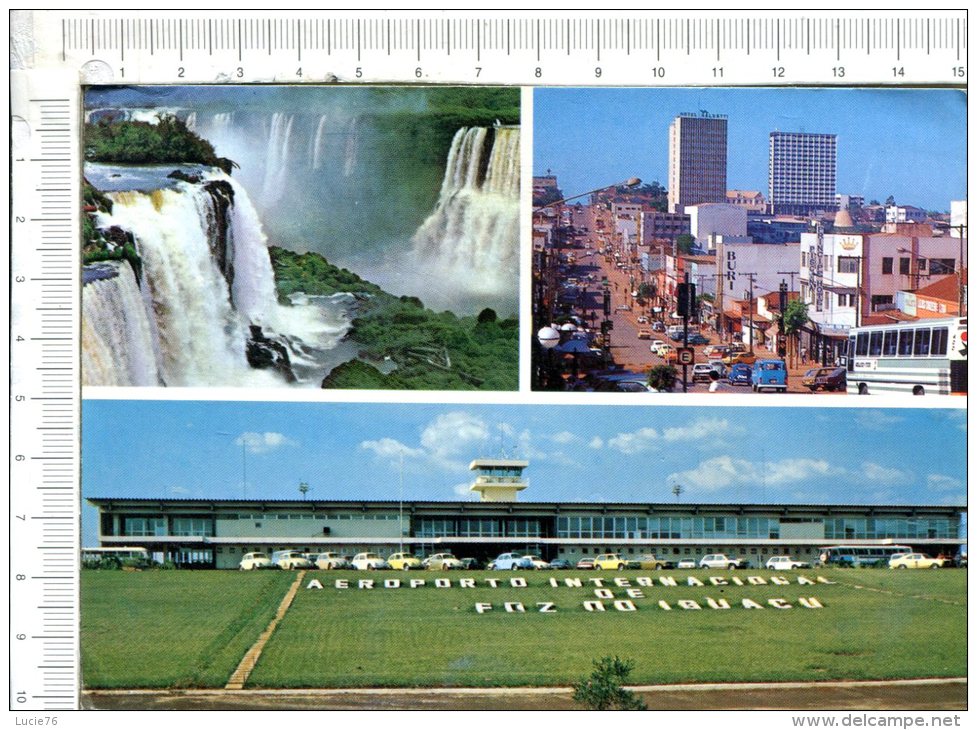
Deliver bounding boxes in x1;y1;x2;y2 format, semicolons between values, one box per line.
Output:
593;553;633;571
723;351;757;366
387;552;422;571
889;552;947;570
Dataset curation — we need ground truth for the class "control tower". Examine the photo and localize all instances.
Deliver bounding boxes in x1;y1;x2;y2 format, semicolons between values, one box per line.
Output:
468;458;529;502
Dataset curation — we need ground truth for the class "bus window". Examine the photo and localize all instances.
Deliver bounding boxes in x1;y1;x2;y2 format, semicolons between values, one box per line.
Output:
898;330;914;356
869;331;883;356
856;333;869;356
913;328;931;356
931;327;948;356
883;330;898;356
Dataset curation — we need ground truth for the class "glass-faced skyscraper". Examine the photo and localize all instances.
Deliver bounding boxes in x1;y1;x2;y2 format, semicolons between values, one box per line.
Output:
769;131;838;215
668;112;728;213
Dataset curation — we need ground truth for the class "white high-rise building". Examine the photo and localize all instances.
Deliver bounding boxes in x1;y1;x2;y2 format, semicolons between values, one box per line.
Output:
769;132;837;215
668;112;728;214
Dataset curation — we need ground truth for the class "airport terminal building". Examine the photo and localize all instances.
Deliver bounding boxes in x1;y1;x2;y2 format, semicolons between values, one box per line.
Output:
87;458;964;569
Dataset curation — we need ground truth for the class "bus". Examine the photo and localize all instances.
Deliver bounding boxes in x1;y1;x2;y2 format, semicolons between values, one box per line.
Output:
81;546;151;568
845;317;967;395
818;544;911;567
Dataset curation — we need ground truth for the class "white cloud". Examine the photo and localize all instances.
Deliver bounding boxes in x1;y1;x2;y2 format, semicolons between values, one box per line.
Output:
236;431;296;454
452;482;476;498
662;417;740;443
420;412;491;458
855;410;905;432
168;485;190;495
668;456;842;491
927;474;964;492
360;438;424;460
589;437;604;449
607;427;659;454
551;431;577;444
860;462;912;484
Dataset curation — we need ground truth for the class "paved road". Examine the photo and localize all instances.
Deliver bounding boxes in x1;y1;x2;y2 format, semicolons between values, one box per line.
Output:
83;678;966;710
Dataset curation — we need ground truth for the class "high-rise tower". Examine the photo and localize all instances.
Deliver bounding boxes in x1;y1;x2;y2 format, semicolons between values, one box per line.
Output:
668;111;728;213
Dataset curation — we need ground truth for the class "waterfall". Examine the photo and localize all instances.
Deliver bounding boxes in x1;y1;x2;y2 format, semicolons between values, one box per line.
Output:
82;261;160;387
83;171;352;387
261;113;294;204
343;117;358;177
411;126;520;297
311;115;328;170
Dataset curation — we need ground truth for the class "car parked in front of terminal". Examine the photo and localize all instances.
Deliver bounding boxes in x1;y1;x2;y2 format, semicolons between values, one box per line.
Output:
889;553;947;570
751;359;788;392
523;555;551;570
386;552;423;571
675;558;697;569
549;559;573;570
427;553;464;570
575;557;595;569
765;555;810;570
699;554;743;570
593;553;637;570
239;552;272;570
272;550;314;570
491;552;534;570
351;552;388;570
314;552;350;570
635;554;674;570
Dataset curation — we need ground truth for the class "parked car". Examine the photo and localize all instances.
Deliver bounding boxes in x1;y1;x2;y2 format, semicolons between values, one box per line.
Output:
955;545;968;568
272;550;314;570
635;554;674;570
707;360;727;377
703;344;730;359
592;373;657;393
662;348;679;364
650;340;667;355
699;554;743;570
751;359;788;392
387;552;423;571
459;557;482;570
427;553;464;570
549;559;573;570
637;330;653;340
676;559;697;569
351;552;388;570
593;553;635;570
491;552;533;570
239;552;272;571
692;363;717;382
801;367;831;391
765;555;810;570
889;553;947;570
727;363;752;386
523;554;551;570
687;332;710;345
637;316;649;324
813;367;847;392
575;557;595;569
314;552;350;570
652;321;666;332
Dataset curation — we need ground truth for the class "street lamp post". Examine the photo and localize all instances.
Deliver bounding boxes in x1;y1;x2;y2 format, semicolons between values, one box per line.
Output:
537;326;561;390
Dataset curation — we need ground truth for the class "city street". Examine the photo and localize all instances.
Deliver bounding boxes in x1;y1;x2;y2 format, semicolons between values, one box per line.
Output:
545;205;844;394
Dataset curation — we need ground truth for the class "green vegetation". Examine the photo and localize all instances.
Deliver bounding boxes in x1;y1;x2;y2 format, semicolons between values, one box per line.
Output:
81;571;293;688
246;568;965;688
79;569;966;689
573;656;647;710
647;364;678;392
84;115;235;171
269;246;518;390
82;178;143;281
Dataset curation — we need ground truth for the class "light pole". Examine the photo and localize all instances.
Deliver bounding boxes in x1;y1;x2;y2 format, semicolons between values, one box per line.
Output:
672;484;684;503
537;326;561;390
298;481;310;500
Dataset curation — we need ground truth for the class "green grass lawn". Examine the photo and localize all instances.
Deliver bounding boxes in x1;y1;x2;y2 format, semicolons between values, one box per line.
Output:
81;570;294;688
80;569;966;689
248;569;966;688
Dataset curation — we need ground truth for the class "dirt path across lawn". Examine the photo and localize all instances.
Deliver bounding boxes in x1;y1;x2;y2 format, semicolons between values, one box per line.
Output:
83;677;966;711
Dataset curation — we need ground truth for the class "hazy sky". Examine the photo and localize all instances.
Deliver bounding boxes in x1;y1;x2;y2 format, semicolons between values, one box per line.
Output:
534;87;966;212
82;400;965;544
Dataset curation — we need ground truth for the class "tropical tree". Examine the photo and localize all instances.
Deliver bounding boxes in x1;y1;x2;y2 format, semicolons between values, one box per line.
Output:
647;364;677;392
675;234;695;255
782;300;809;368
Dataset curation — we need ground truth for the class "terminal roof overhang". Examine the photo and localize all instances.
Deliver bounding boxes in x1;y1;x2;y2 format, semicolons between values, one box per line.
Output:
86;497;963;517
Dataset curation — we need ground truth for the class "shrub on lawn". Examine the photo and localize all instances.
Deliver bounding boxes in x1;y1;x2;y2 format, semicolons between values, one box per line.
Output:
572;656;647;711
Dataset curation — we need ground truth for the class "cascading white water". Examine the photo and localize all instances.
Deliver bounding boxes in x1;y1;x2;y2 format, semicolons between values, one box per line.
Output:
82;261;160;387
310;115;328;170
410;126;520;297
261;112;294;204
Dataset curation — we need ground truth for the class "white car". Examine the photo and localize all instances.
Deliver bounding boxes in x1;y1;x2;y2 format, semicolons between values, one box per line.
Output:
351;552;388;570
676;559;697;569
271;550;313;570
765;555;810;570
523;555;551;570
699;554;743;570
650;340;666;355
239;552;272;570
315;552;349;570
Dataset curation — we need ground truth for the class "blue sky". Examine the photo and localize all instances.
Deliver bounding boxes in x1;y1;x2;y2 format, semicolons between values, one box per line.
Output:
82;400;965;544
533;88;966;212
